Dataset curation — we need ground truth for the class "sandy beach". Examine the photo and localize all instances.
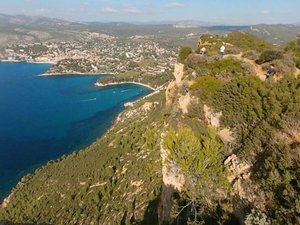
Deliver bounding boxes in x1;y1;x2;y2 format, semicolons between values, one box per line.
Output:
95;81;156;91
39;72;113;76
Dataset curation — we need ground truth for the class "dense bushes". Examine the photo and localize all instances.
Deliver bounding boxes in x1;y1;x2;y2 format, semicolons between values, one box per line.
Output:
256;50;284;64
185;55;250;80
198;32;272;54
253;145;300;225
189;73;300;224
163;127;229;222
191;76;225;102
285;39;300;69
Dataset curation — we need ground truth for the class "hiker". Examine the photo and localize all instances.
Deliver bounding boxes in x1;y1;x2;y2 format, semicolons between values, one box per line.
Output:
266;64;276;79
200;47;206;56
220;44;225;58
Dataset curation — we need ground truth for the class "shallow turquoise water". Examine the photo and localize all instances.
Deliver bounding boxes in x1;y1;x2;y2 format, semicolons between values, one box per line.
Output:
0;62;151;200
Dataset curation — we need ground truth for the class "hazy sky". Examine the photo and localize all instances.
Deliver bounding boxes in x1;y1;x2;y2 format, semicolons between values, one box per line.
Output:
1;0;299;24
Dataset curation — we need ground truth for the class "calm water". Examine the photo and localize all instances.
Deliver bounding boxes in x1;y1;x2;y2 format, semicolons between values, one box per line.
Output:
0;62;151;200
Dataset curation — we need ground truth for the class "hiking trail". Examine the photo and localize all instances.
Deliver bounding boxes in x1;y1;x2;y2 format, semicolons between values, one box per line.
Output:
224;53;266;81
225;53;300;80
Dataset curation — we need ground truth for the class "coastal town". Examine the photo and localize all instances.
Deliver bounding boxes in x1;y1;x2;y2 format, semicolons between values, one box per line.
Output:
0;32;178;76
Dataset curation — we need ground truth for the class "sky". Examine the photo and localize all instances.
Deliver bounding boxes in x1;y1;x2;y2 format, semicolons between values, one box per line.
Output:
0;0;299;24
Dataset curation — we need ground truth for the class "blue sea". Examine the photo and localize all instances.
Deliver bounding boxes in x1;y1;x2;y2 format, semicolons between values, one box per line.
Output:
0;62;152;200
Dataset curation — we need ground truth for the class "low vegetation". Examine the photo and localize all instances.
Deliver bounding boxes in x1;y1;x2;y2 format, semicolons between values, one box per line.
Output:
178;46;193;63
199;31;272;54
285;37;300;69
256;50;284;64
186;55;252;80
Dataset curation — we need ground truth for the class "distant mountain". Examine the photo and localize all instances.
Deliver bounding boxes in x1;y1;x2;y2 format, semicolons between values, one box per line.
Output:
1;13;300;46
0;13;84;28
172;20;218;28
245;24;300;45
0;14;88;45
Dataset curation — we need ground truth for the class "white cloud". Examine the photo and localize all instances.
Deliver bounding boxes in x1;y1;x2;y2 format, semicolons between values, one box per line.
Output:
99;6;142;14
167;2;184;8
123;7;142;14
262;10;270;15
37;8;48;13
100;7;119;13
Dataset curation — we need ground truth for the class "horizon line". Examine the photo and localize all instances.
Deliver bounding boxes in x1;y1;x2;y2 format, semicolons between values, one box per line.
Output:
0;12;299;26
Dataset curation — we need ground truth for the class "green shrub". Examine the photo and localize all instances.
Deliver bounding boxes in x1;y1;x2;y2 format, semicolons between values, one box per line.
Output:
178;46;193;63
199;32;271;53
285;39;300;69
256;50;283;64
212;76;266;129
191;76;225;102
252;145;299;225
185;56;249;80
163;127;228;207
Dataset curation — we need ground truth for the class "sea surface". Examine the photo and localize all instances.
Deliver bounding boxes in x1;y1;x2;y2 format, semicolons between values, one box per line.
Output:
0;62;152;200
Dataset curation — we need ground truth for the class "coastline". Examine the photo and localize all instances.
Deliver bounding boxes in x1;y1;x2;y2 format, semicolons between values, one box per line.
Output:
95;81;156;91
0;79;159;206
39;72;114;76
2;60;155;91
0;59;56;65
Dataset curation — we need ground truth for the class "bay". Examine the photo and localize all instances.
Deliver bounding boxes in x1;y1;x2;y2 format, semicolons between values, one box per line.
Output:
0;62;151;200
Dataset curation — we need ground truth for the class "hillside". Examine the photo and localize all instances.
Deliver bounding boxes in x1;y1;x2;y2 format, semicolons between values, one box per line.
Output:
246;24;300;45
0;14;88;45
0;32;300;225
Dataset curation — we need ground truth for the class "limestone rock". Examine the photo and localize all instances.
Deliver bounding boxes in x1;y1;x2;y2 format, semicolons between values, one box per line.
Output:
218;128;235;143
166;81;178;107
204;104;222;127
174;63;184;84
225;154;266;211
178;93;192;114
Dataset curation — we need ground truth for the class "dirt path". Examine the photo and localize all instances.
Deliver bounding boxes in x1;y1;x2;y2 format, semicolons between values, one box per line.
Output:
295;68;300;77
225;53;300;80
224;53;266;81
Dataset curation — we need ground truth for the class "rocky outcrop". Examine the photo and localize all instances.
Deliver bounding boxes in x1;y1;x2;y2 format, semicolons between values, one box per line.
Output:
174;63;184;84
225;154;266;211
218;128;235;143
166;82;178;107
166;63;196;115
204;104;222;127
166;63;185;107
178;93;193;115
117;101;159;123
160;132;185;192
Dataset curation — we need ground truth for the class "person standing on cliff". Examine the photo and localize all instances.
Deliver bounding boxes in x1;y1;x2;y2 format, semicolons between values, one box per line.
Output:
220;44;226;58
200;47;206;56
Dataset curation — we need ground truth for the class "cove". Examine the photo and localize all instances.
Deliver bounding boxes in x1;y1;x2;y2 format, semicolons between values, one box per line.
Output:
0;62;152;200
